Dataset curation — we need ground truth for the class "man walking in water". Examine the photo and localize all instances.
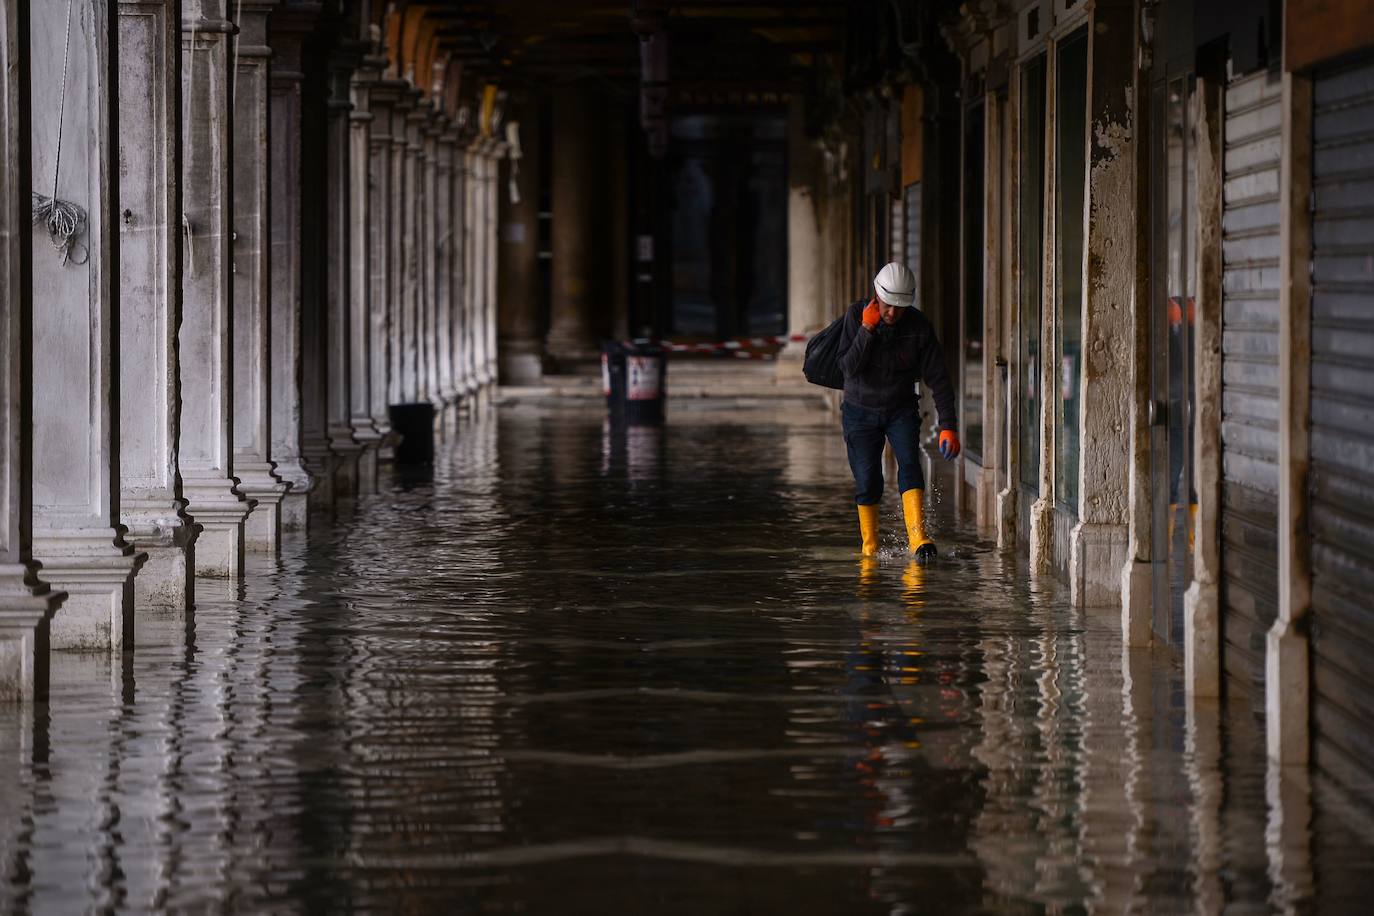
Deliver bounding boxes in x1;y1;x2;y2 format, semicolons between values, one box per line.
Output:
837;263;960;560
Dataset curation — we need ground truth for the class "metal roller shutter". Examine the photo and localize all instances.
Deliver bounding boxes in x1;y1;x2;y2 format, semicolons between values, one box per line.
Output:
1220;68;1282;702
1310;54;1374;792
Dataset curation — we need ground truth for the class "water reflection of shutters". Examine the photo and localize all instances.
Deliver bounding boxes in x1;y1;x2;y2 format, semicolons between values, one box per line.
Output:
1310;54;1374;794
1220;67;1282;705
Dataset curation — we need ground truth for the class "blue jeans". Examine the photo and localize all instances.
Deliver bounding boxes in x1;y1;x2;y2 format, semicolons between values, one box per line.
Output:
841;402;925;505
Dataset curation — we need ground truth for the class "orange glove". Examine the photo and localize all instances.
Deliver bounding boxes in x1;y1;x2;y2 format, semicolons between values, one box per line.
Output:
939;429;960;460
862;298;881;330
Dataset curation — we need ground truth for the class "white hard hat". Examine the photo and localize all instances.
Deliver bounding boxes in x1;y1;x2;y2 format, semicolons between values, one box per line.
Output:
874;262;916;307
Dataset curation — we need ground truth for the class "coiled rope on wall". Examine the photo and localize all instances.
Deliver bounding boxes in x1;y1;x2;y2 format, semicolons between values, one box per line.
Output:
31;0;88;267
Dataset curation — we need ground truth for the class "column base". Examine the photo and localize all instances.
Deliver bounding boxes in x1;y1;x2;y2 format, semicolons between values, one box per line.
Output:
1266;615;1310;765
995;484;1017;551
183;477;252;577
301;444;337;514
32;532;144;651
1120;557;1153;647
328;426;362;500
193;521;246;579
234;464;287;554
499;349;543;385
1069;520;1129;609
1028;496;1055;575
122;500;196;610
351;420;384;496
282;491;310;531
1184;579;1220;698
0;566;62;702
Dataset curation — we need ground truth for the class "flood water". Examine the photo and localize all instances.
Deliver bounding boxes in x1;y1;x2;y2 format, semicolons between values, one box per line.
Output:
1;403;1372;913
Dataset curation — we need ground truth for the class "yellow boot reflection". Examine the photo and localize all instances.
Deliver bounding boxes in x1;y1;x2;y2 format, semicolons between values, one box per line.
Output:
858;555;879;590
901;560;926;612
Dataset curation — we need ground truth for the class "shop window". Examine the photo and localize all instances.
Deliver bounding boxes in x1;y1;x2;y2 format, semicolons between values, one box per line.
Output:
963;100;986;461
1055;30;1088;511
1018;55;1047;490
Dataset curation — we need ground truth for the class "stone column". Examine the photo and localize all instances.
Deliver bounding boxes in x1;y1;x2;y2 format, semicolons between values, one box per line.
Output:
325;54;361;496
367;78;397;460
31;0;143;647
1120;23;1156;647
421;110;442;406
468;143;489;393
180;0;252;574
232;0;287;552
401;91;423;403
977;91;1006;533
386;87;411;408
267;6;317;530
483;144;503;388
0;0;61;699
498;106;543;385
779;92;825;371
1067;0;1134;608
298;36;336;512
348;51;382;493
117;0;195;608
546;85;607;368
460;147;478;401
435;128;458;409
1267;71;1314;766
1183;62;1225;697
1028;45;1059;576
472;141;495;392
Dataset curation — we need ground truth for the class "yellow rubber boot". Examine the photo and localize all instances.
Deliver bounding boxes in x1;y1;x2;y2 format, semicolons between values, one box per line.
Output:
902;489;937;562
857;504;880;557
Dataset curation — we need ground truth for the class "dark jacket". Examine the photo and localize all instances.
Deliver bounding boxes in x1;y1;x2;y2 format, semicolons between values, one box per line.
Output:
837;299;958;431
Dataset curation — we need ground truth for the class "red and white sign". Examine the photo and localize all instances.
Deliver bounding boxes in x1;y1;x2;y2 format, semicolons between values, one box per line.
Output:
627;356;661;401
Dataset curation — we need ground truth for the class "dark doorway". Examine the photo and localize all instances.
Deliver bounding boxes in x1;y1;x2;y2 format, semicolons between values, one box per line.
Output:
667;113;788;339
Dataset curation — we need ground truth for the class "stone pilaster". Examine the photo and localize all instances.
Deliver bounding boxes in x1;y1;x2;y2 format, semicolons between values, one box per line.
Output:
778;92;825;371
483;144;503;389
1268;72;1314;766
498;102;543;386
470;140;495;392
267;5;318;531
297;25;336;513
0;0;61;699
1184;61;1225;696
386;86;411;408
232;0;287;552
348;48;383;493
180;1;252;574
31;0;144;647
402;91;426;403
435;128;459;408
421;110;443;406
367;77;398;461
459;147;478;401
325;52;362;497
1067;0;1134;608
1120;10;1155;647
116;0;196;608
1027;40;1058;577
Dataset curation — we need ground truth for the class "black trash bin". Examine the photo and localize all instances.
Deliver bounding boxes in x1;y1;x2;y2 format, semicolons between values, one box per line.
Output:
602;339;666;424
389;402;435;465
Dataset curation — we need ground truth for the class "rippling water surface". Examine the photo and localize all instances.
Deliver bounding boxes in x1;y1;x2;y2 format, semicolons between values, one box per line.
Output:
1;403;1372;913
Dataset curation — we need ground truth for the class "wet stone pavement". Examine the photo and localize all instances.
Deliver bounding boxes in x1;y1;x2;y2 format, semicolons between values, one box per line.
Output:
1;403;1373;913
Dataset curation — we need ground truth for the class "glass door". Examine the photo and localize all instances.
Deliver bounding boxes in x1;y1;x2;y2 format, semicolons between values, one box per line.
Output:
1149;74;1198;646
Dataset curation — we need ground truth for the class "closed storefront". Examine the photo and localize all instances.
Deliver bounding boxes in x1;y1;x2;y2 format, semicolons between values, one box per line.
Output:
1219;68;1282;701
1309;53;1374;792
